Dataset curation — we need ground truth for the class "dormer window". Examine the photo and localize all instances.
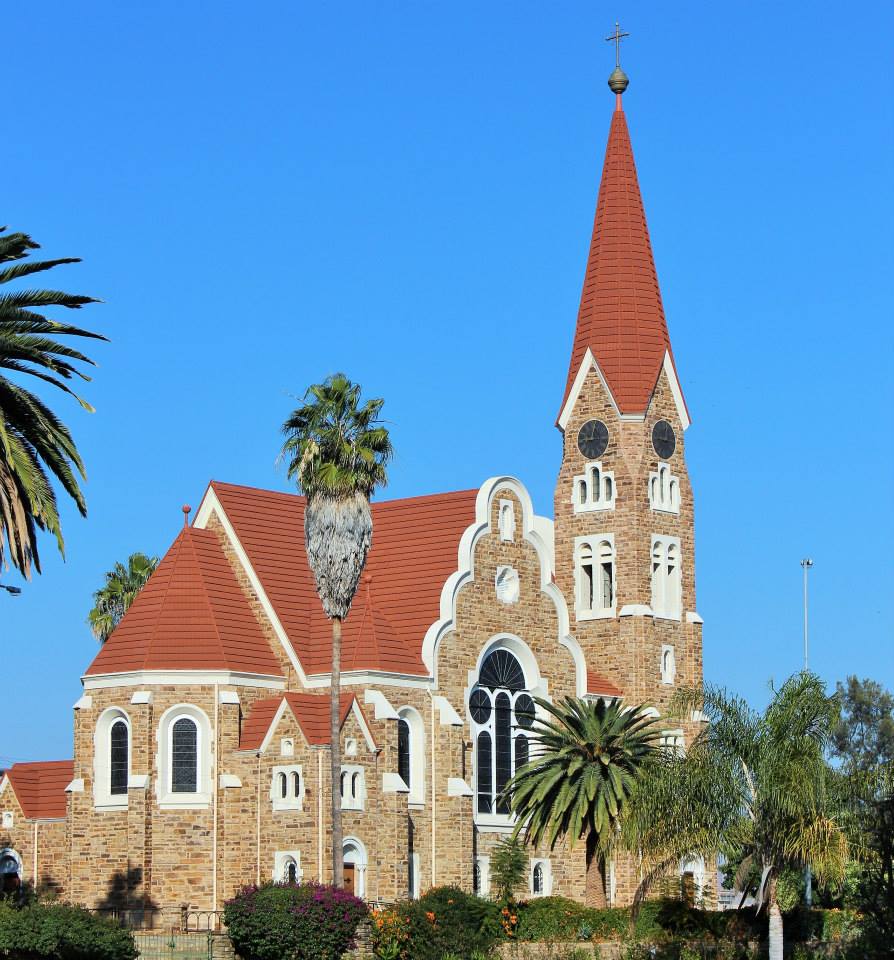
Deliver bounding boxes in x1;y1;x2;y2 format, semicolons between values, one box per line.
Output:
572;461;615;513
575;535;615;619
649;463;680;514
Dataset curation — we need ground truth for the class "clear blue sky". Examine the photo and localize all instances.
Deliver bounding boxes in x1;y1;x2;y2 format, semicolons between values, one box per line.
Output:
3;1;892;763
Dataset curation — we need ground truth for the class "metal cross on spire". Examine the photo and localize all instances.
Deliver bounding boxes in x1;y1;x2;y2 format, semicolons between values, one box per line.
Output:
605;21;629;68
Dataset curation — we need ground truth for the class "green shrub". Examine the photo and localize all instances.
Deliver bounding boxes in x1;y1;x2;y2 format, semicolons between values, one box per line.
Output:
489;837;527;903
223;881;368;960
402;886;502;960
515;896;587;941
0;900;137;960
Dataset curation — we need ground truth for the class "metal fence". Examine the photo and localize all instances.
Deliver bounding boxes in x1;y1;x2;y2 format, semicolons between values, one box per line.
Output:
132;932;214;960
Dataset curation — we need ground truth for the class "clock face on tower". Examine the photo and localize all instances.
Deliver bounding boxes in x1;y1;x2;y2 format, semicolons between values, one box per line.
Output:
652;419;676;460
577;420;609;460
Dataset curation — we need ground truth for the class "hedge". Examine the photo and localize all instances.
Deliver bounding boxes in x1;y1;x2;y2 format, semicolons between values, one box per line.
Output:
0;900;137;960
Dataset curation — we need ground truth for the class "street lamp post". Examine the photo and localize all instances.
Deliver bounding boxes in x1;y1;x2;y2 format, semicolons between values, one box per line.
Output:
800;557;814;907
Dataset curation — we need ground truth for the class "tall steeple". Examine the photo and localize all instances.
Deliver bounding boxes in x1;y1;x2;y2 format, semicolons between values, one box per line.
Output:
558;39;686;426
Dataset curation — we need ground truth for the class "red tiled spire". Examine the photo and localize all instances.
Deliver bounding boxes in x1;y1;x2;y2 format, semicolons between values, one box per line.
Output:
559;95;683;420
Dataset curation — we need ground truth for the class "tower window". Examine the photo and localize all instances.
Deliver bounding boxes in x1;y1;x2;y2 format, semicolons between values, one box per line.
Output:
660;644;676;685
341;765;365;810
171;718;198;793
651;536;682;619
648;463;681;514
575;536;615;619
572;461;615;513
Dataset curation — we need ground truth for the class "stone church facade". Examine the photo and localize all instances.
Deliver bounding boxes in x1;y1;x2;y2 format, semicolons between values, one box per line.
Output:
0;78;707;918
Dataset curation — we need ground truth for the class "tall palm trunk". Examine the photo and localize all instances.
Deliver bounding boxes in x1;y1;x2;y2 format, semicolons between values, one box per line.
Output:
767;877;784;960
331;616;343;888
585;832;607;908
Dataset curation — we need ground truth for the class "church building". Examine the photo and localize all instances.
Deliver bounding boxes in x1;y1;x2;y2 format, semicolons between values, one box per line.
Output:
0;61;707;918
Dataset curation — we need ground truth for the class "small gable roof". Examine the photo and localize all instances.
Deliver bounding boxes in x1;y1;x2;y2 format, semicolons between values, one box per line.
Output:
239;692;370;751
207;482;477;677
85;526;283;678
586;670;623;699
4;761;73;820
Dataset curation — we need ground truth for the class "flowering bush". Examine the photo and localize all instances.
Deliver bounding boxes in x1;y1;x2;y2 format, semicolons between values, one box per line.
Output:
371;905;410;960
401;886;502;960
223;881;368;960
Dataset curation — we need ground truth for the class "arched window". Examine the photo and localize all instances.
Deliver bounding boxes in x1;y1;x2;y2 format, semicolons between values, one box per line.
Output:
531;859;551;897
94;708;132;808
291;771;300;797
171;717;198;793
271;765;303;811
109;719;129;795
278;772;287;799
287;860;298;884
397;717;410;787
471;649;535;818
576;537;614;616
532;862;544;895
340;771;347;797
651;535;682;619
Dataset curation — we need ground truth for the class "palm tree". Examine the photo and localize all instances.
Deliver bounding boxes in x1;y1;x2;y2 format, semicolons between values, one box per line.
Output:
505;696;660;907
0;227;104;579
624;672;848;960
280;373;392;887
87;552;160;643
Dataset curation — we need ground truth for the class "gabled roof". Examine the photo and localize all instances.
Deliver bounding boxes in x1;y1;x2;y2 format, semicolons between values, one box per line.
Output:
586;669;623;699
85;526;283;677
208;482;477;677
3;761;73;819
560;99;684;420
239;692;368;750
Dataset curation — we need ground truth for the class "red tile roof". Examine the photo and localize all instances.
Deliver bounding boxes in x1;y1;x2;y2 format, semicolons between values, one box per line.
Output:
586;669;623;698
239;692;361;750
85;526;284;677
4;761;73;820
210;483;477;677
560;102;685;419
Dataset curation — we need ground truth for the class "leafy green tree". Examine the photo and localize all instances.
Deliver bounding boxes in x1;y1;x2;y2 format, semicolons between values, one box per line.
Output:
280;373;392;886
831;676;894;774
625;672;848;960
0;227;104;580
489;835;527;902
506;696;660;908
87;552;159;643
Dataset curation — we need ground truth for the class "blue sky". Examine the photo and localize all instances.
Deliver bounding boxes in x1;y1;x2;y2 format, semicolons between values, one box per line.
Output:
3;1;892;763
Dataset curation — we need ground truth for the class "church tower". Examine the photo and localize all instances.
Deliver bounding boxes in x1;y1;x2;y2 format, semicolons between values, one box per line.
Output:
554;54;703;759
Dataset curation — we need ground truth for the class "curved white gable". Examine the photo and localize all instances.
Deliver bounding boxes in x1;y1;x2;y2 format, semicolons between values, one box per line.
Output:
422;475;586;697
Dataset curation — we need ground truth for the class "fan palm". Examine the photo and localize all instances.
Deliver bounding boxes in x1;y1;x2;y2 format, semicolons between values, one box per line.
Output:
505;696;660;907
0;227;104;579
624;672;847;960
280;373;393;887
87;551;160;643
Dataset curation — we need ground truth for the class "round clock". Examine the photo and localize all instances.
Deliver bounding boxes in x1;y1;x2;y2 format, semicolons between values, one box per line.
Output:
652;419;676;460
577;419;609;459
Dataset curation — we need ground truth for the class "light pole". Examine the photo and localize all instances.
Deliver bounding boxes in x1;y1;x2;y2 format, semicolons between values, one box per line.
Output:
800;557;814;906
800;558;813;670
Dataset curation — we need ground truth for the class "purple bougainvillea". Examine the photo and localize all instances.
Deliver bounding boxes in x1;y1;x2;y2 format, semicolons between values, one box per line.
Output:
223;881;368;960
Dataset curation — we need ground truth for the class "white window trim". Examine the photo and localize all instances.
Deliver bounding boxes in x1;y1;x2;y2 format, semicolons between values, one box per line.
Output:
280;738;295;758
572;460;616;513
273;850;303;883
530;858;552;896
93;707;131;811
340;764;365;811
271;764;303;811
397;706;426;806
474;855;490;897
1;812;13;829
156;704;212;809
660;644;676;685
574;534;616;621
660;729;685;757
648;463;681;514
650;534;682;621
